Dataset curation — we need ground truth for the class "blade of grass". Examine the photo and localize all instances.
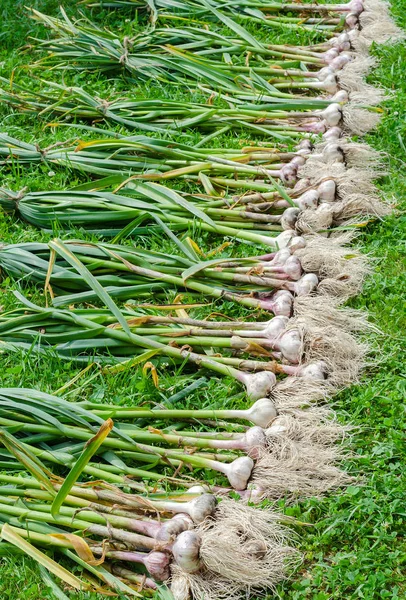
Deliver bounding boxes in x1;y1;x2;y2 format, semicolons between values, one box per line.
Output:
38;565;71;600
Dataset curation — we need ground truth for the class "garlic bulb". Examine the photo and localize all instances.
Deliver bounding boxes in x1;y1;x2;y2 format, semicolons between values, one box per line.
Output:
172;531;202;573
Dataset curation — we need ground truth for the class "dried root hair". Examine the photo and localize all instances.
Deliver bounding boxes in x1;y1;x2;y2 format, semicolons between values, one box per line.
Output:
342;104;383;136
271;378;333;419
252;439;351;499
295;205;334;234
299;164;385;224
170;499;300;599
299;158;347;183
307;141;384;172
348;88;389;106
337;55;377;93
335;166;379;198
295;232;369;298
268;413;351;447
332;193;392;223
335;141;385;171
292;319;370;386
293;295;375;334
355;0;405;49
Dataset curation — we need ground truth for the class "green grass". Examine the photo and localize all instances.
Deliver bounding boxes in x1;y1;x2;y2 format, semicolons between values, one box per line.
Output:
0;0;405;598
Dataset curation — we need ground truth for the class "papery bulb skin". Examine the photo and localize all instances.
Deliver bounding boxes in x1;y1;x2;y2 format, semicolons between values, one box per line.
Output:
157;515;193;542
323;143;345;163
268;289;294;317
331;90;349;103
275;229;297;249
293;178;311;193
323;74;339;94
278;329;302;363
321;103;343;127
339;40;351;51
329;32;350;47
345;12;359;28
298;360;328;380
172;513;195;528
293;273;319;296
323;48;339;63
296;139;313;151
145;551;171;581
347;28;359;41
295;189;320;210
186;485;209;495
349;0;364;15
290;155;307;168
244;371;277;401
318;66;335;81
289;236;306;252
280;163;298;186
246;397;278;428
281;207;301;231
244;426;267;458
226;456;254;490
283;255;303;280
271;248;292;266
330;53;352;71
304;120;326;134
266;420;288;436
172;531;202;574
322;126;342;142
264;315;289;338
318;180;337;203
187;494;217;524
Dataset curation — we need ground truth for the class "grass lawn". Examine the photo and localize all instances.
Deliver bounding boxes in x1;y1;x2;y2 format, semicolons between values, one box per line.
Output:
0;0;405;598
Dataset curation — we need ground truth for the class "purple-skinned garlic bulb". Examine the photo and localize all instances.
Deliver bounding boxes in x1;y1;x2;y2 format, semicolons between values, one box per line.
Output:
144;551;171;581
348;0;364;15
260;289;293;316
156;514;194;543
323;48;340;63
269;248;292;266
279;162;298;186
330;53;352;71
345;12;359;28
322;126;343;143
